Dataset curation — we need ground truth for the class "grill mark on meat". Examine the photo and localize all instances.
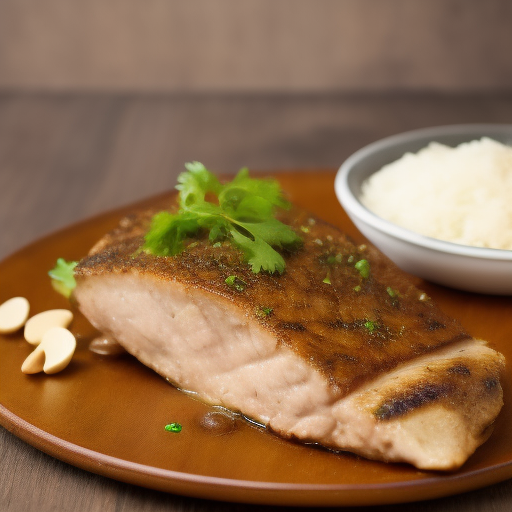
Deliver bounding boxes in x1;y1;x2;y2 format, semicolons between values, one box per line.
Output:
485;378;499;392
368;343;503;423
448;364;471;376
374;383;453;420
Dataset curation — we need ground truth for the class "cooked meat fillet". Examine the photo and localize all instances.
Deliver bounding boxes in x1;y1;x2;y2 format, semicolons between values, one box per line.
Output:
74;206;505;470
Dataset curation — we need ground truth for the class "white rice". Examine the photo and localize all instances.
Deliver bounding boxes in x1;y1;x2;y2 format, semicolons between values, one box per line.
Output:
360;137;512;250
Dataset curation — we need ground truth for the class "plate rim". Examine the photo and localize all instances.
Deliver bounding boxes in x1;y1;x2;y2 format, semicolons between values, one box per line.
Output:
3;402;512;506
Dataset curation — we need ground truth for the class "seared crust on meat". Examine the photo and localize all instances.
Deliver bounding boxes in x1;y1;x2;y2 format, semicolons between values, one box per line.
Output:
74;197;506;469
76;201;472;398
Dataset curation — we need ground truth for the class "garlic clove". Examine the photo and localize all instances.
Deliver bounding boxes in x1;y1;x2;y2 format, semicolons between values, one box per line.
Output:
0;297;30;334
24;309;73;345
22;327;76;375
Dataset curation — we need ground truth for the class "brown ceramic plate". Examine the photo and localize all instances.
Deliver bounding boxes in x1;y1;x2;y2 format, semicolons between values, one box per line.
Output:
1;172;511;507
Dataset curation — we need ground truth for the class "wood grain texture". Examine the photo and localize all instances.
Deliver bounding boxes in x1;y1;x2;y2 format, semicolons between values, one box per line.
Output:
1;93;512;511
1;0;512;93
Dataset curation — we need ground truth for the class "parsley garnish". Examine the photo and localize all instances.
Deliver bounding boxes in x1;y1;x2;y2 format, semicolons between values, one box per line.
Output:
225;275;247;292
143;163;302;274
386;286;399;298
48;258;78;298
355;259;370;279
259;306;273;317
164;422;182;433
364;320;377;332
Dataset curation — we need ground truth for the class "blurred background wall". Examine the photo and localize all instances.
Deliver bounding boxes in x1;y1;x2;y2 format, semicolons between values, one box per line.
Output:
1;0;512;93
2;0;512;260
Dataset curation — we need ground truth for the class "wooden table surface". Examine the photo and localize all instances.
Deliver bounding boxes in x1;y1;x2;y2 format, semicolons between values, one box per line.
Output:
1;92;512;511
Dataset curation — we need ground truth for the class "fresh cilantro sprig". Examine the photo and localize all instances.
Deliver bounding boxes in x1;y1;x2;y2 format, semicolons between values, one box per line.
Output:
143;162;302;273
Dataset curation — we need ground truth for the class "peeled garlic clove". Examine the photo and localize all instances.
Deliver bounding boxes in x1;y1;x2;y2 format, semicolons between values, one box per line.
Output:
24;309;73;345
22;327;76;375
21;344;45;374
0;297;30;334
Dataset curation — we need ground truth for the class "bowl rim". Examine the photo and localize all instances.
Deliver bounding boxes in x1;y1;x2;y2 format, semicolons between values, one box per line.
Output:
335;123;512;262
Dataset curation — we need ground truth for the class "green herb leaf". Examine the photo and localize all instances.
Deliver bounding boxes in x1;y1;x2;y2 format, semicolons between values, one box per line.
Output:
364;320;377;332
230;228;287;274
143;164;302;273
144;211;200;256
236;218;300;249
48;258;78;298
221;167;290;211
386;286;399;298
257;306;274;318
225;275;247;292
355;259;370;279
178;162;222;206
164;422;182;433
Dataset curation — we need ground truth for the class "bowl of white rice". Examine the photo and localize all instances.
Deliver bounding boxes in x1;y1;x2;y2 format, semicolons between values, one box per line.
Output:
335;124;512;294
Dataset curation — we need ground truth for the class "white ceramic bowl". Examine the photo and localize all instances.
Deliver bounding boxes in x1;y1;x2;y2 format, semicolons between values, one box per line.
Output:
335;124;512;295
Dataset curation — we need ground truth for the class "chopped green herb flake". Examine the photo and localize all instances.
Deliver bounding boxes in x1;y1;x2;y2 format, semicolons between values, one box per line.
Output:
354;285;361;292
355;259;370;279
323;273;331;285
143;163;302;274
300;225;310;233
225;275;247;292
48;258;78;298
364;320;376;332
164;423;182;433
257;306;274;318
347;255;354;263
387;287;398;298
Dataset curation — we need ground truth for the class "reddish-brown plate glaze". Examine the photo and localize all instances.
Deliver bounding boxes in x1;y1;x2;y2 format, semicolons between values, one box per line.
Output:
1;172;511;506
